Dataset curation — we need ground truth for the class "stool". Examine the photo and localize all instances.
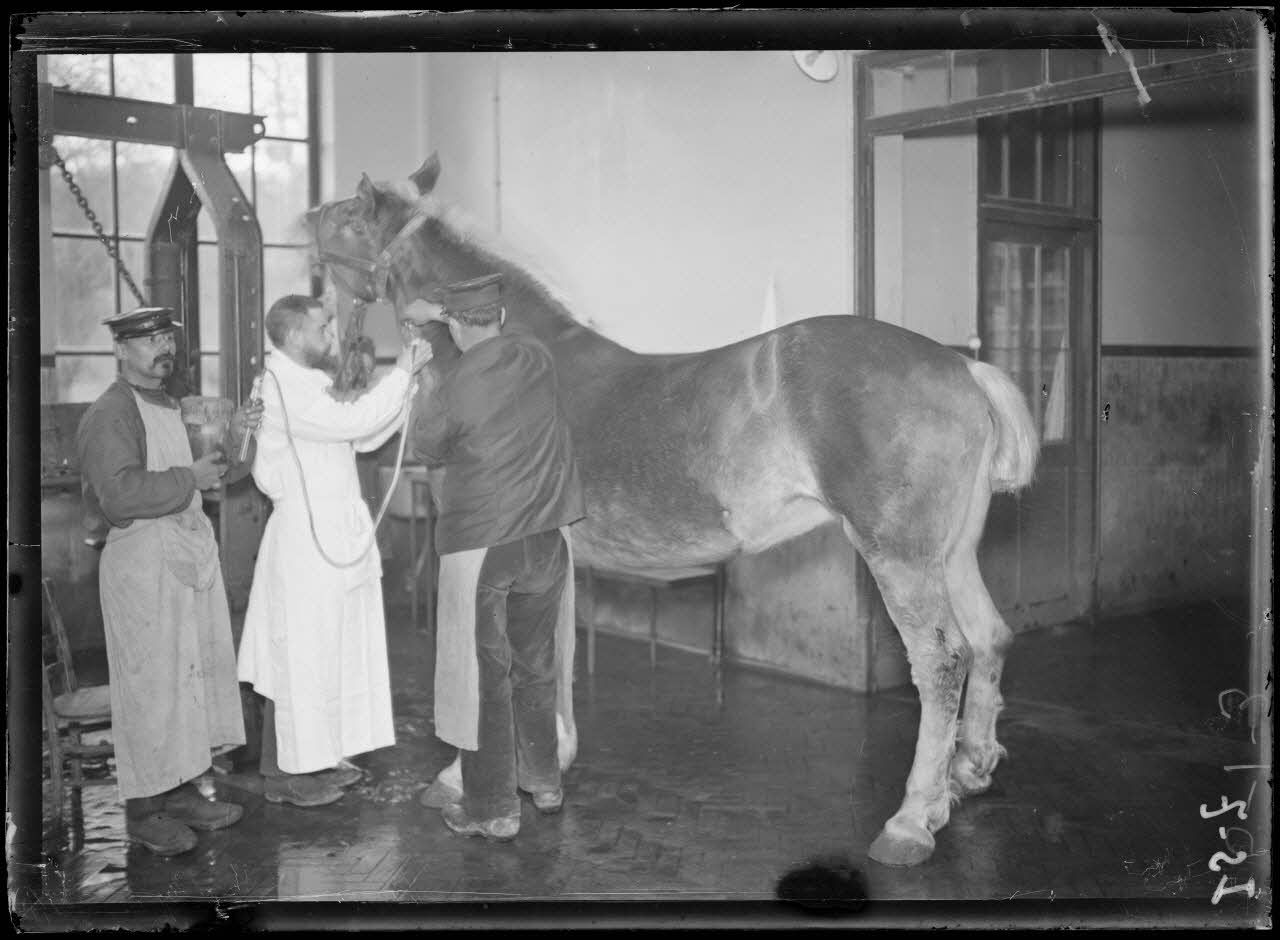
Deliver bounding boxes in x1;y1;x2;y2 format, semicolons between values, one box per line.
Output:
582;564;726;674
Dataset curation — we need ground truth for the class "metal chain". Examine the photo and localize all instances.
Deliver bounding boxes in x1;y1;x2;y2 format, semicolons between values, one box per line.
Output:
48;145;147;306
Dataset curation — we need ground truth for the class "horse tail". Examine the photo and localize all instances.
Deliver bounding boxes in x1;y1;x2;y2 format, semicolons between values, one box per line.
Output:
965;359;1039;493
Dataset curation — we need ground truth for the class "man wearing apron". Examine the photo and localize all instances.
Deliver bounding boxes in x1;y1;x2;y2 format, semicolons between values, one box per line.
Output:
412;273;585;841
76;306;262;856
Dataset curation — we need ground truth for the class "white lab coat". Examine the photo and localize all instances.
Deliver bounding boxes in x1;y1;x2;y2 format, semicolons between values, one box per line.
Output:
238;350;412;773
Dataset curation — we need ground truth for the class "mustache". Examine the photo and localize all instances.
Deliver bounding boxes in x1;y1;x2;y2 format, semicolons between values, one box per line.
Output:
153;354;174;366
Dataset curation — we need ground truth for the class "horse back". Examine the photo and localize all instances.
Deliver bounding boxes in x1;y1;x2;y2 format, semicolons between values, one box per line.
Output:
556;316;992;567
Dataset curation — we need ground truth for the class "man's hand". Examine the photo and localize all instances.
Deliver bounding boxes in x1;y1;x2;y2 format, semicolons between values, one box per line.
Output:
396;340;434;376
192;451;228;490
230;400;264;440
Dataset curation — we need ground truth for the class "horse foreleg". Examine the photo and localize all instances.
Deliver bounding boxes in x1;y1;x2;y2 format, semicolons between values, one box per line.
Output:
946;547;1012;798
865;556;972;868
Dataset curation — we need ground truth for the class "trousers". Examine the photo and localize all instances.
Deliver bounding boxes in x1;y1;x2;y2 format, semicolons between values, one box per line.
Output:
461;529;567;819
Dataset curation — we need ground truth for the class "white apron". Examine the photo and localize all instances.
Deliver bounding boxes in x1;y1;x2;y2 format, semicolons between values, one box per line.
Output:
98;391;245;800
237;353;409;774
433;526;577;756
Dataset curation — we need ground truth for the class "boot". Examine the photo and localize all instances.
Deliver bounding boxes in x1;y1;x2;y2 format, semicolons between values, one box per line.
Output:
125;796;198;857
263;773;344;808
441;802;520;842
520;785;564;815
314;759;364;789
163;783;245;831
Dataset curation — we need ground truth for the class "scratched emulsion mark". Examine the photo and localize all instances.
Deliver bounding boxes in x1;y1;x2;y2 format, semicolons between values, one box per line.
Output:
774;854;867;916
1200;763;1266;905
1198;674;1270;907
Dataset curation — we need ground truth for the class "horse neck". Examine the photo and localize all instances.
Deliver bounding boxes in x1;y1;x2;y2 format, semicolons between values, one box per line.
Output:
400;224;638;365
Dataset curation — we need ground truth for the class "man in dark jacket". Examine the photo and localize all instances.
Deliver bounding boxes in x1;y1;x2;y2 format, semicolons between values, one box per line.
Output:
413;273;585;841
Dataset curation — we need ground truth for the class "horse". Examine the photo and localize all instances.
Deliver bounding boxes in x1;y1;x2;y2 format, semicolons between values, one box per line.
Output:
308;154;1039;868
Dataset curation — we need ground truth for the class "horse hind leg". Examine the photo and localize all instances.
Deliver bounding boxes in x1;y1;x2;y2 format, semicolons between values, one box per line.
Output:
946;546;1013;799
944;451;1013;799
861;552;972;868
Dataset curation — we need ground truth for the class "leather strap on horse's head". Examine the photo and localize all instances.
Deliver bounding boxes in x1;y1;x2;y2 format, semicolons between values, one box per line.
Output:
316;201;431;306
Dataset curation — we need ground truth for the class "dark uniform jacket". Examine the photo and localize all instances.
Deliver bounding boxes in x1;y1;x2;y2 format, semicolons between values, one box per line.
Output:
413;331;585;554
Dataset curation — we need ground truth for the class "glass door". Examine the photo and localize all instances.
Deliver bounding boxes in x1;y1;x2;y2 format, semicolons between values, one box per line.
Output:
978;222;1095;624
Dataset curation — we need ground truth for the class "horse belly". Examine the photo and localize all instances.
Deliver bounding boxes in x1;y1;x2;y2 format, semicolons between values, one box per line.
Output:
569;514;739;571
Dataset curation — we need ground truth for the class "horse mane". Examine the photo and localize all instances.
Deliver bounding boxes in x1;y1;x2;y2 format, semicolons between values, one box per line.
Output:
380;180;591;335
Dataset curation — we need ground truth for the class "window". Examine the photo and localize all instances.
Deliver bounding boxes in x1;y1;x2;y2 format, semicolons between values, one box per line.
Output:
41;53;317;402
981;234;1074;442
977;102;1096;446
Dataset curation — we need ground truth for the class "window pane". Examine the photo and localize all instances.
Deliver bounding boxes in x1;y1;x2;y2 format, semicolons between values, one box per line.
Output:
116;144;175;237
52;238;116;347
46;54;110;93
1048;49;1102;83
193;54;251;113
196;151;254;241
1039;106;1072;206
1006;111;1038;201
200;353;223;397
982;238;1072;443
50;137;114;234
980;125;1005;198
113;54;174;102
255;139;312;244
55;355;119;404
869;54;948;116
264;246;314;305
252;53;308;138
198;242;221;351
975;50;1044;96
115;239;147;309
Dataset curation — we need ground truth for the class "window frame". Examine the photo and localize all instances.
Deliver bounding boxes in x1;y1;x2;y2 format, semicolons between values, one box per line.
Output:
41;52;319;403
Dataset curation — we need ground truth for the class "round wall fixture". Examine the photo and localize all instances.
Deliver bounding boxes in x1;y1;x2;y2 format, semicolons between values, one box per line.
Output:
792;50;839;82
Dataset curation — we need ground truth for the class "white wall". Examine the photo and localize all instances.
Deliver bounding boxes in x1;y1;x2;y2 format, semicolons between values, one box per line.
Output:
1099;74;1261;346
490;51;856;351
325;52;859;354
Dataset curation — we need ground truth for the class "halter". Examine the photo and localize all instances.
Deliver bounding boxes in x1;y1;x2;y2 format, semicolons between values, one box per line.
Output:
314;200;432;305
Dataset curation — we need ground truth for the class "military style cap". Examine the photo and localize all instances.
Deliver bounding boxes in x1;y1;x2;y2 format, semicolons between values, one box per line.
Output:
436;273;503;316
103;306;183;340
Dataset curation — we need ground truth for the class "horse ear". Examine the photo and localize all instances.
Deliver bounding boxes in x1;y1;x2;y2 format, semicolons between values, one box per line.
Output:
409;153;441;195
356;173;381;213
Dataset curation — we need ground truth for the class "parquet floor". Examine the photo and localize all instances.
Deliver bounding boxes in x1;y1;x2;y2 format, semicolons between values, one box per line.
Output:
15;598;1270;930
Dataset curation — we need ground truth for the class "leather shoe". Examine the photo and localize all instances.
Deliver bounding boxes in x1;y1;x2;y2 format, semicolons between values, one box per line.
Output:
441;802;520;842
264;773;344;807
315;759;364;789
163;785;245;831
521;786;564;814
127;812;198;856
419;777;463;809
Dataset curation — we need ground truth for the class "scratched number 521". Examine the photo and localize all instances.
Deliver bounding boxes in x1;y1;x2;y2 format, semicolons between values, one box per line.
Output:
1199;791;1257;905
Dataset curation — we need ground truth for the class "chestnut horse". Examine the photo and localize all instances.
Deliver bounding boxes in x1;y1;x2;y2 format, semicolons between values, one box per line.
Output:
309;155;1038;868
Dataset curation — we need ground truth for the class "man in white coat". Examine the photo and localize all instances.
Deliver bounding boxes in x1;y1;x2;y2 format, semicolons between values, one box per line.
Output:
238;294;432;807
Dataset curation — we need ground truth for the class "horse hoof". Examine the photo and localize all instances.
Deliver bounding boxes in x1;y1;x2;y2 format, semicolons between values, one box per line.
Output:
867;822;935;868
949;755;994;797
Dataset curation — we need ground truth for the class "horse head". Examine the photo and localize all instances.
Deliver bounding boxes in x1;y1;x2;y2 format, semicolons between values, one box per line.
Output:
307;153;453;308
307;154;467;374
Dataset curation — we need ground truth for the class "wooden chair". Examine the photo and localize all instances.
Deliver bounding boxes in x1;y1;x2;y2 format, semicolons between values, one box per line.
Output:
581;564;726;674
41;578;114;826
